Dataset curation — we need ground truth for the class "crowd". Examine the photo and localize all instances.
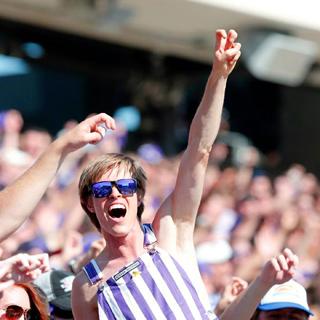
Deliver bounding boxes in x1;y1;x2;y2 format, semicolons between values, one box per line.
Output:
0;29;318;319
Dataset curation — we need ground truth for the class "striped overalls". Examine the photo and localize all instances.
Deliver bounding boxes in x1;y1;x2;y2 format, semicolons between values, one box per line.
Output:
83;224;218;320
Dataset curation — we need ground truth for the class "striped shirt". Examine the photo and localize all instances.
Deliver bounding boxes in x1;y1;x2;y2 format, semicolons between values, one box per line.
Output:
83;224;218;320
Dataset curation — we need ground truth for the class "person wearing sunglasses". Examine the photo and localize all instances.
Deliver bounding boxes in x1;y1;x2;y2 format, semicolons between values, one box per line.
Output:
72;29;242;320
0;282;48;320
0;113;116;243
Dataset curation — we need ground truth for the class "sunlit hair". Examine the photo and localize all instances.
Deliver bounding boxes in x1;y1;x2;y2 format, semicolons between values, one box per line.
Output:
79;153;147;231
15;283;48;320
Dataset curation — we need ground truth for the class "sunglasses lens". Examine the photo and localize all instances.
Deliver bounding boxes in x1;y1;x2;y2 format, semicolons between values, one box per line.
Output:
6;305;24;319
92;182;112;198
117;179;137;196
91;179;137;198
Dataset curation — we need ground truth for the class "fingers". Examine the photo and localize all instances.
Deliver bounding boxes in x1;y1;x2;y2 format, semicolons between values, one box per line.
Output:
225;43;242;59
283;247;299;273
0;253;50;284
214;29;241;75
270;256;281;273
25;268;43;281
86;113;116;131
96;125;107;140
225;29;238;50
215;29;227;52
233;51;241;62
277;254;289;271
33;253;50;273
272;248;299;277
81;113;116;145
16;253;41;272
90;238;106;257
225;43;242;67
13;253;50;281
231;277;248;296
215;29;238;52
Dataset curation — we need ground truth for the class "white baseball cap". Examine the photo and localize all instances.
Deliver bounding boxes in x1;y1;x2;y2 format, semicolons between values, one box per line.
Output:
258;279;313;316
196;239;233;265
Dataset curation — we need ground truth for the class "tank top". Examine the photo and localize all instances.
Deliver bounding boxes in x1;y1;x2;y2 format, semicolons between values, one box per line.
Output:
83;224;218;320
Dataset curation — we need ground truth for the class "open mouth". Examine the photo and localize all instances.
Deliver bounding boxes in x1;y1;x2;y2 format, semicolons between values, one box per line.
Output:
108;204;127;218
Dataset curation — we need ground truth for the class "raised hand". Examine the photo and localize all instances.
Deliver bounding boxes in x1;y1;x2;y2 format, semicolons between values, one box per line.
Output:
0;113;116;242
219;249;299;320
2;109;24;134
213;29;241;77
216;277;249;315
57;113;116;155
68;237;106;274
0;253;50;288
259;248;299;287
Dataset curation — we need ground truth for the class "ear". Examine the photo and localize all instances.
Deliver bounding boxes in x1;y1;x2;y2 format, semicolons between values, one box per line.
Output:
86;196;95;213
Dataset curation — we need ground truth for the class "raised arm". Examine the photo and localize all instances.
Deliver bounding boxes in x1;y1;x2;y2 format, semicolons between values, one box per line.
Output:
0;113;115;242
221;248;299;320
154;29;241;251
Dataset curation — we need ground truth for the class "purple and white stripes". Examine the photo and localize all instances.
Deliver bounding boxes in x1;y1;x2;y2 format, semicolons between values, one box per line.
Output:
90;250;214;319
83;259;103;285
83;224;218;319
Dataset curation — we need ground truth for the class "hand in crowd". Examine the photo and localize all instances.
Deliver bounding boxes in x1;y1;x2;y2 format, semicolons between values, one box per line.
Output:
259;248;299;287
57;113;116;155
215;276;248;316
68;237;106;274
213;29;241;78
2;109;24;134
0;253;50;290
61;231;83;264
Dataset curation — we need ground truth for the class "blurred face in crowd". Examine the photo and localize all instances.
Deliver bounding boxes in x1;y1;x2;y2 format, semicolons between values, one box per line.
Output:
207;261;233;292
250;175;272;199
256;308;309;320
200;193;226;224
20;129;52;159
0;285;31;320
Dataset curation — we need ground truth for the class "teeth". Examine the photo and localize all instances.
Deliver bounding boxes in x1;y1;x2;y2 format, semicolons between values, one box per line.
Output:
109;204;126;210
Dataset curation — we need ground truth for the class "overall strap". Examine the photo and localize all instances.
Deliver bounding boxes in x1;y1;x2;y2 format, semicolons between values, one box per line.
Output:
83;259;103;285
83;224;156;284
142;223;157;247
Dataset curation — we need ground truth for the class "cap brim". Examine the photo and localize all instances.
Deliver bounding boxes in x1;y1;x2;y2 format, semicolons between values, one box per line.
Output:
258;302;314;316
51;294;72;311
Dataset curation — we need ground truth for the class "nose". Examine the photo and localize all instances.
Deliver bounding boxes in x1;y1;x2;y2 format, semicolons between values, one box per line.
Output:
109;185;121;198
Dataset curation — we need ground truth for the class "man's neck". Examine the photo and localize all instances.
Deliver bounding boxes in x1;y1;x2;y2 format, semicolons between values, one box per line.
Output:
102;223;145;262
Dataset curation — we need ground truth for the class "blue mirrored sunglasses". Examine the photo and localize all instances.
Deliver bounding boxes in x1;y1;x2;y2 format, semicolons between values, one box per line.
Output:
91;178;137;198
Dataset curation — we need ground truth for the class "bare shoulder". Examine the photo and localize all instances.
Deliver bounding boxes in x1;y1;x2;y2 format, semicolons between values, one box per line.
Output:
72;270;99;319
73;270;98;301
